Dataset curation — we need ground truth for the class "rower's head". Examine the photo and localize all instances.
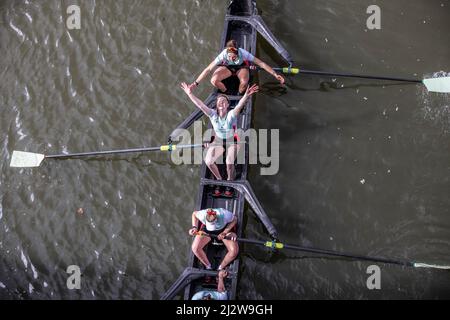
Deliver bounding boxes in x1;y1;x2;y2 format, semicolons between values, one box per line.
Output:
206;208;218;223
216;94;230;113
226;40;239;62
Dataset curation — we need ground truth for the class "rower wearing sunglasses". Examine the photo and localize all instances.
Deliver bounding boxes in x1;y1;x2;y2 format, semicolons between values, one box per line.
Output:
189;39;285;94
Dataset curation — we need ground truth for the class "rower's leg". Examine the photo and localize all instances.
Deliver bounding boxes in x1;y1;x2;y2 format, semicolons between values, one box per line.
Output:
236;68;249;94
219;232;239;269
211;67;232;93
205;145;225;180
225;144;240;180
191;235;212;268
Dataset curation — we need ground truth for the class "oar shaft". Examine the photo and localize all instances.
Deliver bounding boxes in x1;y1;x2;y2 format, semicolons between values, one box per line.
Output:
285;69;422;84
281;243;412;267
204;233;411;267
234;64;423;83
46;144;204;159
46;147;161;159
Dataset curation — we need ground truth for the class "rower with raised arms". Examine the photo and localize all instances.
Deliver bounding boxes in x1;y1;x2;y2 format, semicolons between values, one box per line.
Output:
180;82;259;197
189;39;285;94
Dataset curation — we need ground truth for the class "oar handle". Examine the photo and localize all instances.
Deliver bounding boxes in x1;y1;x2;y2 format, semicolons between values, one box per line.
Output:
197;232;412;267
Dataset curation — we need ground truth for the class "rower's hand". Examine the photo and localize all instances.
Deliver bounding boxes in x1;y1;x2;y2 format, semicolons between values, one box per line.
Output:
275;74;285;84
243;84;259;98
180;82;193;95
188;227;198;236
218;232;236;241
218;270;228;278
217;232;226;240
188;82;198;91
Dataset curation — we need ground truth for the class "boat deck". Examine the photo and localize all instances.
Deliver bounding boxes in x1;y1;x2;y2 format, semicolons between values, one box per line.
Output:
184;0;257;300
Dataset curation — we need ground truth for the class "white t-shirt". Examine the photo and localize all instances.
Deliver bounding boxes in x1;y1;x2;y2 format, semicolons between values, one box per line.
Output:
195;208;235;231
214;48;255;66
207;109;237;140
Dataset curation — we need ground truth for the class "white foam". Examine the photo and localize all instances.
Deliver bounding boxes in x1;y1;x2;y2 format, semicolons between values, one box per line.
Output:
24;13;32;23
9;21;25;41
30;262;38;279
20;250;28;269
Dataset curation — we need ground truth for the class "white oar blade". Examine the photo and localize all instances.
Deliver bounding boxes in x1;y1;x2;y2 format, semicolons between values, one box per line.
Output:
414;262;450;270
10;151;45;168
422;76;450;93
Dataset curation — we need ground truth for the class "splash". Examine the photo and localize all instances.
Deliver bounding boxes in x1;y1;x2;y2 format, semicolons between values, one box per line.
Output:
418;71;450;135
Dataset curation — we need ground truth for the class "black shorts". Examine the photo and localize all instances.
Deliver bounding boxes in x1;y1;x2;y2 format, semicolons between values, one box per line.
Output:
201;225;226;244
226;65;244;75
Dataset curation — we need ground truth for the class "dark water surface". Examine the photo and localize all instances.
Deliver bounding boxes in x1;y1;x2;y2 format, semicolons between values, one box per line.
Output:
0;0;449;299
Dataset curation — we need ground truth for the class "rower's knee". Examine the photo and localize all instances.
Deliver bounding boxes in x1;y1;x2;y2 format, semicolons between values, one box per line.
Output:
239;80;248;93
205;156;215;167
211;76;220;87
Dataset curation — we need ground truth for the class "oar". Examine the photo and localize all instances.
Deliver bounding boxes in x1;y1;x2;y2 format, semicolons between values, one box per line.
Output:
10;141;244;168
247;65;450;93
197;232;450;270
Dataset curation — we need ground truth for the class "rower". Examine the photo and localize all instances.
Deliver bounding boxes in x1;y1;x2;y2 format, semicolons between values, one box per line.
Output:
189;39;285;94
180;82;259;197
191;270;228;300
189;208;238;271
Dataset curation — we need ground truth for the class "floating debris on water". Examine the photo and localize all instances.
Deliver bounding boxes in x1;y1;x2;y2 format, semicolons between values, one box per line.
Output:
360;179;366;185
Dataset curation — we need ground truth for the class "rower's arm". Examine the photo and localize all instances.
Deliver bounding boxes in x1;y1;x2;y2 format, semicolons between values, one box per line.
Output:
194;60;217;85
253;57;280;79
217;273;226;293
231;84;259;117
185;92;213;117
232;93;250;116
192;211;199;227
223;216;237;234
